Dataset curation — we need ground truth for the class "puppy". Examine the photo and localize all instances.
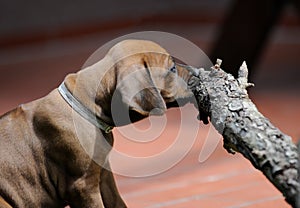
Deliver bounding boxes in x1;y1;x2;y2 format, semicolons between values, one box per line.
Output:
0;40;194;207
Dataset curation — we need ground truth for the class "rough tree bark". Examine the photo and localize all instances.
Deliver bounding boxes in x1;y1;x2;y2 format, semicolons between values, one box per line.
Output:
185;60;299;207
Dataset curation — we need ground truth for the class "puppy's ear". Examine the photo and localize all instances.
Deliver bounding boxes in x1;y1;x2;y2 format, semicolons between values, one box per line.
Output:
117;63;166;117
129;85;166;116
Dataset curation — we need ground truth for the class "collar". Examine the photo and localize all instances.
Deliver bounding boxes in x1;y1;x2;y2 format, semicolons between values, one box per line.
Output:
58;82;114;133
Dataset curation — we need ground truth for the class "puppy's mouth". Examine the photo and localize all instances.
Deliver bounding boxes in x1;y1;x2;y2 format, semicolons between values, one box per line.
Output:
126;99;191;125
166;100;179;108
166;95;194;109
128;109;148;123
129;106;166;116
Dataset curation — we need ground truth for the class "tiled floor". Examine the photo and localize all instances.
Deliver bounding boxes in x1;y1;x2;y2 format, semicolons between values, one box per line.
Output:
112;93;299;207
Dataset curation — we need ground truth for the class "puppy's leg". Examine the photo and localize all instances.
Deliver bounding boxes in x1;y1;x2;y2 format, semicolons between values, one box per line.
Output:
100;162;127;208
67;174;105;208
68;186;104;208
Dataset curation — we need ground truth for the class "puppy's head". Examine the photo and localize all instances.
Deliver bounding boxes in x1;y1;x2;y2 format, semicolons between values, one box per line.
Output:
108;40;194;124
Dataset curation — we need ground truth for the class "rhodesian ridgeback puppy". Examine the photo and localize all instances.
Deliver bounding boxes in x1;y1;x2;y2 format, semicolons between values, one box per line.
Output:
0;40;195;207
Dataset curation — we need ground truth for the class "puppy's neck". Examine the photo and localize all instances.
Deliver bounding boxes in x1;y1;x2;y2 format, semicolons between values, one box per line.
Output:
63;56;116;125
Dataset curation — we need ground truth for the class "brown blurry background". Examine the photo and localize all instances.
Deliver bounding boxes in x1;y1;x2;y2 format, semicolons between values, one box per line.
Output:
0;0;299;207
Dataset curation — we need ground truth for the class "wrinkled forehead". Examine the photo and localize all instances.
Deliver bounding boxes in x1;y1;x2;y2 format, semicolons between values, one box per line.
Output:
107;40;170;63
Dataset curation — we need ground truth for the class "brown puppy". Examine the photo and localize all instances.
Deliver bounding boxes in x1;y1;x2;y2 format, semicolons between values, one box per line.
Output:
0;40;194;208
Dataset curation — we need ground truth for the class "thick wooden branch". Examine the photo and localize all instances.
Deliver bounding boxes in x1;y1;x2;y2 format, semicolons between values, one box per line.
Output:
186;60;299;207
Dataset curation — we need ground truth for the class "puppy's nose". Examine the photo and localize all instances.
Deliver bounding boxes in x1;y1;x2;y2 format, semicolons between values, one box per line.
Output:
149;108;165;116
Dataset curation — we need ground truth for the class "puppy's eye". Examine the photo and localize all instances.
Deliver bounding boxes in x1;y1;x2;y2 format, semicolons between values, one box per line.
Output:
169;65;177;74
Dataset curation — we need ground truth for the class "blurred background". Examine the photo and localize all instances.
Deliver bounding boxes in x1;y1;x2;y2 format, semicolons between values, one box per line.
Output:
0;0;299;207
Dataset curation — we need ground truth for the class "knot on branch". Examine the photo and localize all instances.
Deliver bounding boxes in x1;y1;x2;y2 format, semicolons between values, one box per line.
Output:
212;58;222;70
237;61;255;89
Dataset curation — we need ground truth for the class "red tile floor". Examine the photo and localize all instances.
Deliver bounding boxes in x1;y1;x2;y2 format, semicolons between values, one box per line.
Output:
112;92;299;208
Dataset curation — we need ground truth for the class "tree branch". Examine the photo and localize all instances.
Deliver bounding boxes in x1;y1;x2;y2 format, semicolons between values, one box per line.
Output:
186;60;299;207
